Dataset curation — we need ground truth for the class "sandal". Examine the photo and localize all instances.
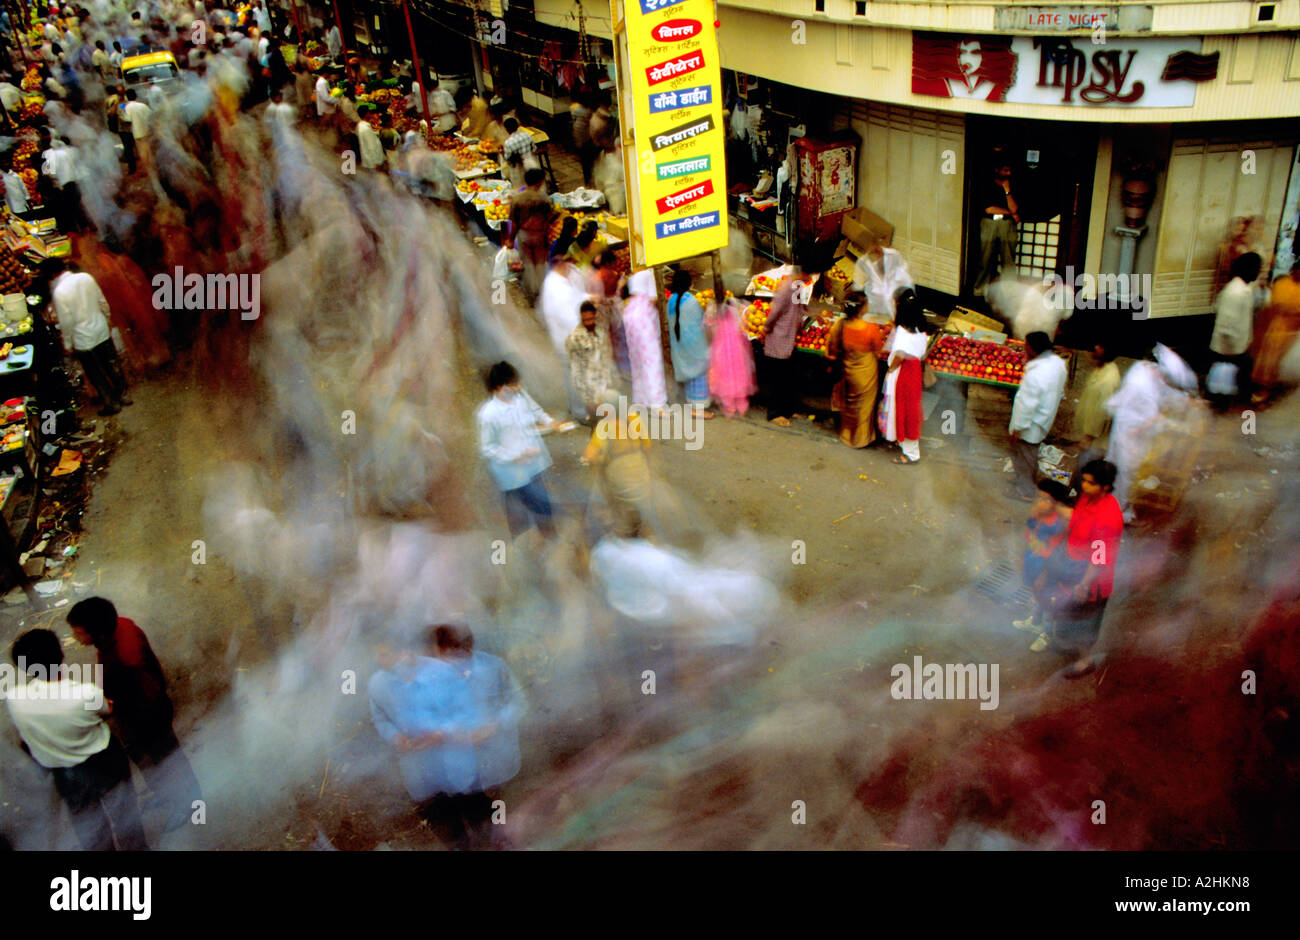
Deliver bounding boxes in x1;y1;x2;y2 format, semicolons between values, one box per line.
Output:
771;417;792;427
892;454;919;465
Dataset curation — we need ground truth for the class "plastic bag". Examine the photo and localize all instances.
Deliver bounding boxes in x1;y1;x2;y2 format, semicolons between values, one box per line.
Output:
1207;360;1237;396
492;247;521;282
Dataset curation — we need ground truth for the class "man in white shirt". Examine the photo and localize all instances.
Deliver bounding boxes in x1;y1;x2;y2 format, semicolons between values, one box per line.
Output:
427;79;456;134
110;40;125;71
41;136;83;230
122;87;151;170
1008;330;1068;500
41;137;77;188
5;629;148;850
263;89;294;128
252;0;271;34
52;260;133;415
476;360;562;539
0;77;21;113
1209;251;1262;405
2;156;29;214
315;73;336;120
325;23;342;60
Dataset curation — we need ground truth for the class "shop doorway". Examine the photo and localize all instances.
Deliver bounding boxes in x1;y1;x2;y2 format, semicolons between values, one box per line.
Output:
962;116;1097;298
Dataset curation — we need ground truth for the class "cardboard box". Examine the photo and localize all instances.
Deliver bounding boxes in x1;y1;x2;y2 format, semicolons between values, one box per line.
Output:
841;208;894;252
603;217;628;242
947;307;1003;334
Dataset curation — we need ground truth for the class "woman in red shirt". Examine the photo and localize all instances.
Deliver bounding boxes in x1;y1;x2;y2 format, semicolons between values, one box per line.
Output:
1030;459;1124;676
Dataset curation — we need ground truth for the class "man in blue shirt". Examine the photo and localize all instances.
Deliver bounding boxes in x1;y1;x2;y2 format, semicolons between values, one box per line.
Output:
369;626;526;849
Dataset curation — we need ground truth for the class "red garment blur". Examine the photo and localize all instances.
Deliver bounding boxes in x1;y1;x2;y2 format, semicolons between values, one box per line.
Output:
97;617;173;735
893;357;923;441
1064;491;1123;599
71;234;171;371
598;266;620;298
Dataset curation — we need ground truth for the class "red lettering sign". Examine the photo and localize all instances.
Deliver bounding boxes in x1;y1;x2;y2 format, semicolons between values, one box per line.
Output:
656;178;714;215
652;19;701;42
646;51;705;86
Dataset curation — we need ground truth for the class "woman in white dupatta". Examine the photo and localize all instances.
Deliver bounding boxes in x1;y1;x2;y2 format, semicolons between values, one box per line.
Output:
881;289;930;464
621;269;668;411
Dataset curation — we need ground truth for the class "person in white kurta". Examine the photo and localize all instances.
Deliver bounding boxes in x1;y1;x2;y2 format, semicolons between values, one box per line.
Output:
852;246;914;321
1104;344;1196;518
314;75;336;118
357;118;385;169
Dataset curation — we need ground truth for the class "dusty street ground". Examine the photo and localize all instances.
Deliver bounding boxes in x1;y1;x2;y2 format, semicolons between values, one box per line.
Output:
2;279;1294;849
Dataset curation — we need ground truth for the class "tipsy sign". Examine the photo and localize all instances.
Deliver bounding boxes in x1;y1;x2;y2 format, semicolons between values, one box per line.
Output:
614;0;728;265
912;33;1213;107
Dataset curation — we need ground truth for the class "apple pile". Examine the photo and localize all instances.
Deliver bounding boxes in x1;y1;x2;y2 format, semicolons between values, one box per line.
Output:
795;317;832;354
928;334;1025;385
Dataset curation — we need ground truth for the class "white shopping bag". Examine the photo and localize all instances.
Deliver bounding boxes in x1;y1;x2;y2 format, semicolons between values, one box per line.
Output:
492;247;521;283
1206;361;1237;396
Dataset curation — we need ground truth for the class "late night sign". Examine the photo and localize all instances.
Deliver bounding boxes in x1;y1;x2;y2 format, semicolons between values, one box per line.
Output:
996;6;1121;31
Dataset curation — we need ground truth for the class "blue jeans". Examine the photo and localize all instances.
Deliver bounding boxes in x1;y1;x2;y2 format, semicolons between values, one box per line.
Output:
503;474;556;538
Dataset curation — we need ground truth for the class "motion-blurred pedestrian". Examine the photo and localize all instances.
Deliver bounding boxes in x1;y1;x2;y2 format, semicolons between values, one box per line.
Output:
476;361;562;540
4;629;148;851
67;598;202;831
1008;330;1067;495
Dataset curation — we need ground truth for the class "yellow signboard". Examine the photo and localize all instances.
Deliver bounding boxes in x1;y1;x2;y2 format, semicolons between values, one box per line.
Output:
613;0;729;267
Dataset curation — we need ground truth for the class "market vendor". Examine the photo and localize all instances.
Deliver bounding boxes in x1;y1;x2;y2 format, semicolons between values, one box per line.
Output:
505;167;555;305
427;78;457;134
853;239;914;321
455;85;492;139
567;220;607;268
758;266;808;427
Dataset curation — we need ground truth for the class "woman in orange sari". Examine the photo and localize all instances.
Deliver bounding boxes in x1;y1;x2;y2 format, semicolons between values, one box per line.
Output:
827;291;886;448
1251;259;1300;403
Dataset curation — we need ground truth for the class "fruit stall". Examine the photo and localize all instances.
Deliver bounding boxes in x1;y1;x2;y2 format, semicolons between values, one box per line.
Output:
541;209;632;267
927;335;1027;388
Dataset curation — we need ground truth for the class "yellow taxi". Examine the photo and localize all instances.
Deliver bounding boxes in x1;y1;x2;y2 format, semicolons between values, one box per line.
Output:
120;51;181;89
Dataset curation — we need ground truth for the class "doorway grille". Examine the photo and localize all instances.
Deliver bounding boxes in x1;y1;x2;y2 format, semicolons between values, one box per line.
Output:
1015;215;1061;280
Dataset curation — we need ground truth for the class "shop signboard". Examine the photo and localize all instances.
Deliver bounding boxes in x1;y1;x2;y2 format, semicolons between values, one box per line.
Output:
912;33;1218;108
995;7;1121;32
611;0;729;266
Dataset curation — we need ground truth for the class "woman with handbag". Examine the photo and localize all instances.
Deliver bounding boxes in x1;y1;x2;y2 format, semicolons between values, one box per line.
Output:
881;288;929;464
827;290;885;448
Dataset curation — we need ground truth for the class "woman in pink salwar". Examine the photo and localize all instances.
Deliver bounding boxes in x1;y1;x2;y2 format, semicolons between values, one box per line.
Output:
708;297;756;416
621;270;668;410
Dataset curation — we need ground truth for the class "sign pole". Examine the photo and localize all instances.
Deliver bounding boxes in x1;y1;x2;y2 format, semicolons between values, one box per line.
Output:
286;0;306;49
399;0;430;123
329;0;355;84
610;0;643;269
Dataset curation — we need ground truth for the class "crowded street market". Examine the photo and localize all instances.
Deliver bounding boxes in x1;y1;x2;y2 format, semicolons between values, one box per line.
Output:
0;0;1295;915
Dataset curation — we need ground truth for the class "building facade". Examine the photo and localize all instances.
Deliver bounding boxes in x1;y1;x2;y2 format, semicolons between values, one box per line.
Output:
530;0;1300;320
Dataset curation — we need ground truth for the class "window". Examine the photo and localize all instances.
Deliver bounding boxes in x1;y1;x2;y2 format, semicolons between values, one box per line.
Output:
1256;3;1276;22
815;0;825;11
855;1;865;15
